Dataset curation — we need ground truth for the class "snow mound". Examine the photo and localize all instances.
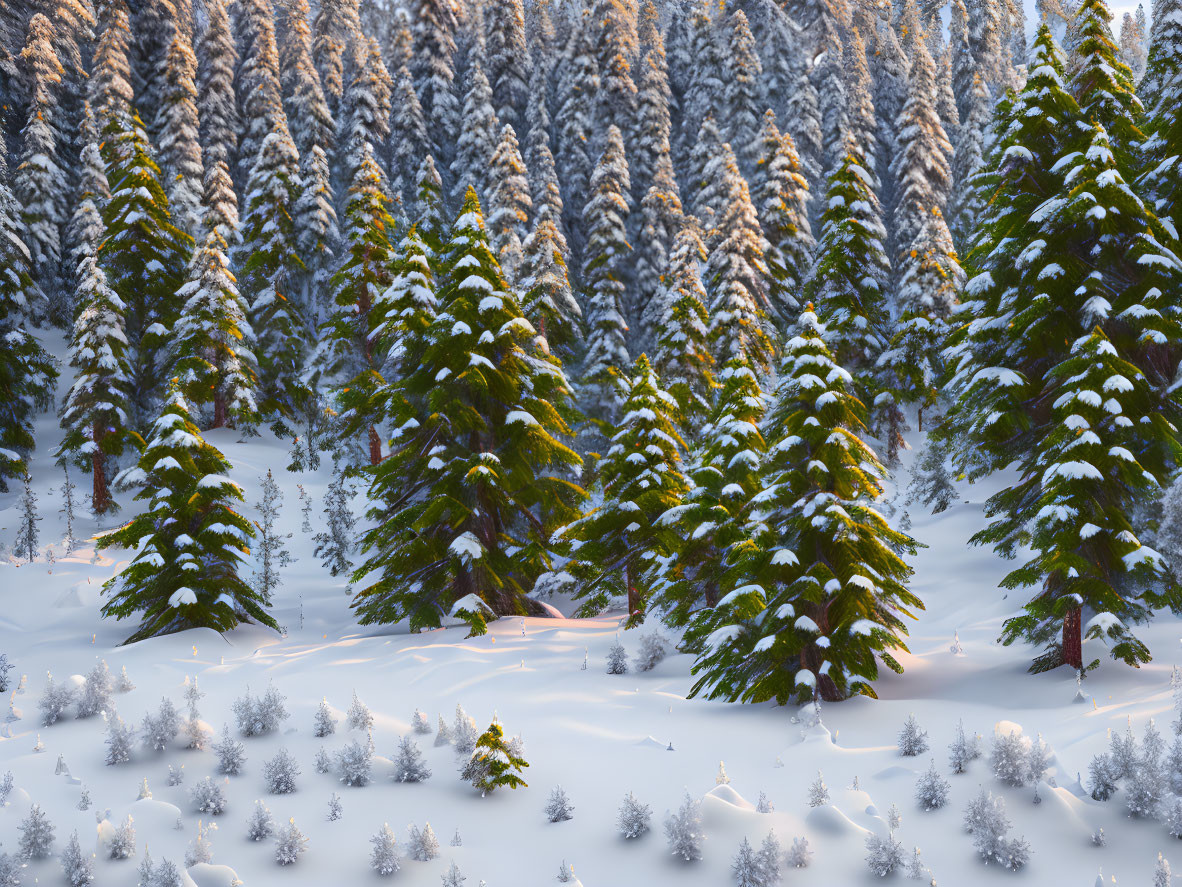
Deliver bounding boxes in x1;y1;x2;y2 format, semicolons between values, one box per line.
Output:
633;735;667;750
806;803;870;836
54;581;99;608
187;863;241;887
872;764;917;780
995;719;1024;738
1038;781;1095;834
131;797;184;828
704;784;754;811
531;600;565;619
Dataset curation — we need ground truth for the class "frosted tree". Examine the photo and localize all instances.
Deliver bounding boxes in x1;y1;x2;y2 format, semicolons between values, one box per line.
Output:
370;823;400;875
486;124;531;280
665;792;703;862
18;803;55;858
105;713;135;764
39;673;75;725
60;830;93;886
865;832;904;877
546;785;574;822
190;777;227;815
915;760;950;810
108;815;135;859
155;31;203;237
618;792;653;838
314;699;336;737
484;0;529;130
314;468;356;577
579;125;632;432
787;837;812;868
554;21;598;255
264;747;300;794
451;58;499;204
274;818;308;865
392;735;432;782
407;822;440;860
141;697;180;752
336;738;373;787
195;0;238;170
461;720;529;795
213;725;246;774
76;661;113;719
963;790;1029;869
808;771;830;807
1155;854;1172;887
14;471;41;564
408;0;460;160
722;10;765;173
519;206;581;355
247;801;274;841
184;820;213;866
755;112;814;310
898;715;930;756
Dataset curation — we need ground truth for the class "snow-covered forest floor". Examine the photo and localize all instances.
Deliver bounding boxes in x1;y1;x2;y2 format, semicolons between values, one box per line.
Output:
1;330;1179;886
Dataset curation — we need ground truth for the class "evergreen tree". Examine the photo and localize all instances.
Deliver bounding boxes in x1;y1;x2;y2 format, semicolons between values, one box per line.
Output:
580;125;633;434
632;1;675;206
90;0;134;160
278;0;334;164
484;0;530;131
652;225;715;428
312;0;360;117
0;129;57;491
948;72;991;250
460;720;528;794
554;15;598;259
100;113;193;429
783;66;824;204
813;14;850;176
408;0;460;163
156;30;204;238
339;38;392;187
519;206;581;356
872;20;909;220
804;145;890;394
688;307;920;703
98;387;275;643
350;191;585;633
1069;0;1143;161
14;470;41;563
234;0;287;185
845;28;878;166
755;112;814;313
195;0;239;172
451;57;499;205
652;357;765;628
486;124;532;281
724;9;765;174
239;125;307;433
560;354;689;624
389;65;431;201
630;176;683;350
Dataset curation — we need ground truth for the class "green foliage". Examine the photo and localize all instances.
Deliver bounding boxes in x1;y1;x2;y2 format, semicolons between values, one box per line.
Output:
460;721;528;793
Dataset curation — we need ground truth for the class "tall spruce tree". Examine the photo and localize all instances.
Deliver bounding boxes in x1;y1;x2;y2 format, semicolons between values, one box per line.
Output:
483;0;530;131
755;112;814;315
409;0;461;165
156;30;204;238
451;56;499;206
559;354;689;625
195;0;239;172
687;307;920;703
98;386;275;644
519;206;581;356
486;124;532;282
653;225;715;430
350;190;585;633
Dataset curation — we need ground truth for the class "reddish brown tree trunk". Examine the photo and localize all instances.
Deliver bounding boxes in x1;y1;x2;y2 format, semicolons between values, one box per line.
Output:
627;562;642;622
91;420;110;515
368;424;382;465
212;392;227;429
1063;607;1083;670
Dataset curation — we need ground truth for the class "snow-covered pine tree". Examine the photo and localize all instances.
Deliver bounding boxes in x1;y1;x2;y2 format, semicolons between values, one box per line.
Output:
554;17;598;261
195;0;239;172
389;64;431;200
351;190;584;633
688;307;920;703
486;124;531;281
652;225;715;430
16;13;67;319
653;358;764;629
274;817;308;865
338;37;392;190
617;791;653;838
755;112;814;316
947;72;991;250
170;223;258;430
99;112;193;430
239;123;308;435
408;0;460;165
484;0;529;131
14;470;41;564
98;386;275;643
392;735;431;782
370;823;400;875
845;28;879;168
631;174;684;351
460;720;529;794
155;30;203;238
631;2;674;205
804;144;890;396
314;467;356;577
451;57;499;205
60;829;92;886
18;803;55;858
560;354;688;625
1068;0;1143;162
66;102;108;271
278;0;334;165
251;470;291;601
519;206;581;356
579;124;633;436
665;791;703;862
723;9;765;175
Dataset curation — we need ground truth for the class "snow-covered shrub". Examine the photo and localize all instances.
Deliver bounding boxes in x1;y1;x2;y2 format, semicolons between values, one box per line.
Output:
665;792;703;862
618;791;652;838
108;815;136;859
906;847;926;880
370;824;400;876
865;832;904;877
411;708;431;734
787;836;812;868
137;777;152;799
756;791;773;813
948;719;980;774
1088;752;1117;801
606;641;628;674
0;771;11;805
557;861;576;882
39;674;76;726
1164;795;1182;838
1155;853;1172;887
0;653;12;693
18;803;55;858
887;803;902;830
1027;733;1051;785
105;713;135;765
990;729;1029;787
336;738;372;787
407;822;440;861
141;698;180;752
263;747;300;794
453;705;478;754
434;713;452;746
808;771;829;807
1110;719;1137;780
247;800;274;841
1127;765;1164;818
76;662;113;718
0;852;20;887
546;785;574;822
964;789;1029;870
233;685;289;736
314;747;331;774
733;837;763;886
897;715;929;756
392;735;431;782
213;725;246;775
313;698;336;737
915;760;950;811
274;818;308;865
1091;826;1106;846
61;830;93;886
184;820;213;866
117;666;135;693
634;631;670;671
168;765;184;786
441;861;465;887
153;858;180;887
346;691;373;732
327;793;342;821
190;777;227;815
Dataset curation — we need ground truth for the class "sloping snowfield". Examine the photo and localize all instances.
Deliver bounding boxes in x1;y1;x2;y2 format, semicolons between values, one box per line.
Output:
2;335;1180;885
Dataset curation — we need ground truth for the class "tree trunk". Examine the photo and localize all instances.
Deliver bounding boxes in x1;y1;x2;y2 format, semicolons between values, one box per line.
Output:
91;421;110;515
627;562;641;622
368;424;382;465
212;392;227;429
1062;607;1083;670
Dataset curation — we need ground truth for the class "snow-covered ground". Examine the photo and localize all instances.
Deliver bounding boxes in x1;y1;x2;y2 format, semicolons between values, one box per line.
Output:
2;332;1180;886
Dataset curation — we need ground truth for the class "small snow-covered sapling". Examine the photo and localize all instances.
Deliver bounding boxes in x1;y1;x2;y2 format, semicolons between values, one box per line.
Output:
545;785;574;822
451;829;462;847
991;729;1029;787
898;714;929;756
0;771;12;805
618;792;652;839
61;829;93;886
907;847;926;880
314;747;331;774
716;760;730;784
346;690;373;732
411;708;431;734
887;803;902;831
247;800;275;841
76;661;113;718
212;725;246;775
18;803;55;859
407;822;440;861
105;713;136;765
948;719;979;774
915;760;950;811
606;641;628;675
634;631;669;671
190;776;227;815
1088;752;1118;801
327;793;343;821
756;791;773;813
168;765;184;786
441;861;466;887
117;666;135;693
137;777;152;799
557;861;576;883
274;818;308;865
865;832;904;877
787;836;812;868
39;673;77;726
141;697;180;752
1155;853;1172;887
435;713;453;746
392;735;432;782
0;653;12;693
336;738;373;787
453;704;478;754
732;838;761;886
77;785;90;810
108;815;136;859
370;824;400;876
758;832;782;881
808;771;829;807
963;789;1029;870
1091;827;1106;846
185;820;214;866
664;792;703;862
263;747;300;794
